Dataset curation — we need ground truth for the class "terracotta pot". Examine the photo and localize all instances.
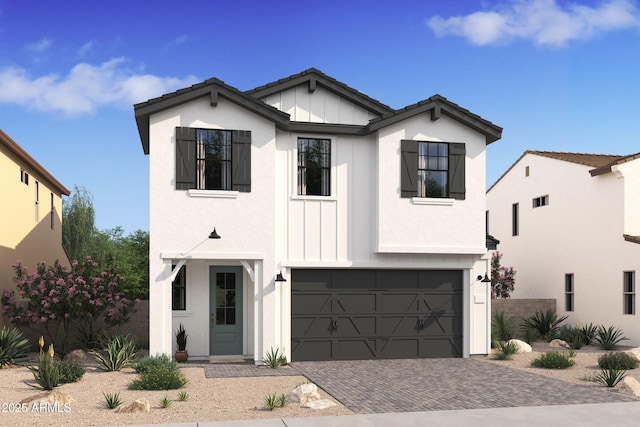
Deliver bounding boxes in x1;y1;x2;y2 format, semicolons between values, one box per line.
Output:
175;351;189;363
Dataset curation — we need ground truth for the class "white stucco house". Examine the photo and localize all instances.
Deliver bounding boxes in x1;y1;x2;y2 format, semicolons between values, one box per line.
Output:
134;68;503;362
486;150;640;346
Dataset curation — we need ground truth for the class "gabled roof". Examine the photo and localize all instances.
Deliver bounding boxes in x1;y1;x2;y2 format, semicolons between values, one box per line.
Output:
624;234;640;245
488;150;630;192
0;129;70;196
247;68;393;117
589;151;640;176
134;68;502;154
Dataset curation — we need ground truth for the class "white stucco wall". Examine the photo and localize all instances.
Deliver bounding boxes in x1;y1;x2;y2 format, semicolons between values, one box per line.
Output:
487;153;640;346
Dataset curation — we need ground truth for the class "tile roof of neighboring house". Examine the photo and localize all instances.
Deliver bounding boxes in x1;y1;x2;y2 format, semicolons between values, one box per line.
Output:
134;68;502;154
488;150;636;192
0;129;70;196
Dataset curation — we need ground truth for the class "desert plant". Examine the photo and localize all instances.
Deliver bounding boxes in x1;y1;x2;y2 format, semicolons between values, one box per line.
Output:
522;324;538;344
264;393;287;411
58;359;86;384
129;364;187;390
595;325;629;350
522;309;569;342
492;340;518;360
0;326;29;367
90;332;140;371
598;352;639;370
178;391;189;401
579;323;598;345
579;373;599;382
26;337;60;390
159;395;172;408
491;311;514;342
556;325;585;350
101;391;122;409
175;323;188;351
264;347;288;369
595;368;626;387
134;353;176;374
531;351;575;369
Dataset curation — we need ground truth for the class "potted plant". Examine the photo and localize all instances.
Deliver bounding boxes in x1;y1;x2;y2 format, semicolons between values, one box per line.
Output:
175;323;188;362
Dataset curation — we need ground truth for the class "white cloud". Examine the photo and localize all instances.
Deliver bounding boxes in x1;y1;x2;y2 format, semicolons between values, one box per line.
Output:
426;0;640;46
0;58;199;115
26;38;53;52
77;41;95;57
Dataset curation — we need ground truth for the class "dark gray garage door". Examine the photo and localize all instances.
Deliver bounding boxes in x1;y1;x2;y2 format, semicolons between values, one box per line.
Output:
291;269;462;361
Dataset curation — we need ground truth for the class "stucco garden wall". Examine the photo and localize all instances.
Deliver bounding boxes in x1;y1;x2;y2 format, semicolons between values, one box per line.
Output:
491;298;556;339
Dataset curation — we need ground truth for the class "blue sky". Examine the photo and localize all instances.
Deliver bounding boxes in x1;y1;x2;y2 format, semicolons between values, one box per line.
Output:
1;0;638;233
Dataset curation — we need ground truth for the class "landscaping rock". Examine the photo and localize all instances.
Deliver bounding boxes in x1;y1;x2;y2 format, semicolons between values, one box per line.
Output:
65;349;88;363
20;390;75;405
288;383;321;405
621;376;640;397
507;339;532;353
117;398;150;413
304;399;337;410
625;348;640;362
549;339;569;348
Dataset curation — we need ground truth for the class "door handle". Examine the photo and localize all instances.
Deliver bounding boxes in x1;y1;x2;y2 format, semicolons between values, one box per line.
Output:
330;319;338;333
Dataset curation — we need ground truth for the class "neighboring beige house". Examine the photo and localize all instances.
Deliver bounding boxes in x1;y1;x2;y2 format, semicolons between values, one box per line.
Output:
0;129;70;328
486;150;640;346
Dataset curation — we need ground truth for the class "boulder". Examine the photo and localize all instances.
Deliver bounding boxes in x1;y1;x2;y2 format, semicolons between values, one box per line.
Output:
625;348;640;362
621;376;640;397
549;339;569;348
65;349;88;363
117;398;150;413
288;383;321;405
304;399;337;410
21;390;75;405
507;339;532;353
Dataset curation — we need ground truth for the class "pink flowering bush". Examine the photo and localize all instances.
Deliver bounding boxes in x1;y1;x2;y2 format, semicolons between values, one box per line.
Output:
491;251;516;299
1;257;138;356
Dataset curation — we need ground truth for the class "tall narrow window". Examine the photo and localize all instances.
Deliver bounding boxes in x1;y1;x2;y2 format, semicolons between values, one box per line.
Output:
50;193;54;229
486;210;490;234
298;138;330;196
35;181;39;221
417;142;448;198
216;272;236;325
196;129;232;190
624;271;635;315
172;265;186;310
565;274;574;312
512;203;519;236
20;168;29;185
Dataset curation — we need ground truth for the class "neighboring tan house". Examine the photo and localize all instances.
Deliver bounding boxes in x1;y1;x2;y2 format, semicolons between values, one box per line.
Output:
0;129;70;328
134;68;503;362
486;150;640;346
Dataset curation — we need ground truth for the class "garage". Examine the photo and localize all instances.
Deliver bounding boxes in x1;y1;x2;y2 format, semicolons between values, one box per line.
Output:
291;269;462;361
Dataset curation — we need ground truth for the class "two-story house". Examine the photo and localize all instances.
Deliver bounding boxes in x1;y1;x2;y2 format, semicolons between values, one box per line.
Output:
486;151;640;346
134;68;502;362
0;129;70;328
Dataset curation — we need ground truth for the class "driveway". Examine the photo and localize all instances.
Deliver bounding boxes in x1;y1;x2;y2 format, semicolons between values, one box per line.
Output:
291;358;635;414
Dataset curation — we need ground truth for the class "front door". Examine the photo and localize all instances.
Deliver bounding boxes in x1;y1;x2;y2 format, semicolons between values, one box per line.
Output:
210;266;243;355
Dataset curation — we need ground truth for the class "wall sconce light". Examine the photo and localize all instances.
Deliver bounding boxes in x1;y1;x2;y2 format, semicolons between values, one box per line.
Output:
275;271;287;282
208;228;221;239
478;274;491;283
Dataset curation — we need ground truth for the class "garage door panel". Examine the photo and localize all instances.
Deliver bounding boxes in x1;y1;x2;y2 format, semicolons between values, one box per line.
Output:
291;316;334;338
378;338;421;359
335;339;377;360
291;340;333;361
334;293;376;313
378;316;421;336
291;293;331;315
334;316;377;337
422;315;462;335
379;293;419;313
421;337;462;358
420;292;462;312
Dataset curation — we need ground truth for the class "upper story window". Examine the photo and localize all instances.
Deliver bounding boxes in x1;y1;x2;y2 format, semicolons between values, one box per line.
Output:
624;271;635;315
298;138;330;196
533;195;549;208
512;203;519;236
175;127;251;192
196;129;232;190
20;168;29;185
400;140;465;200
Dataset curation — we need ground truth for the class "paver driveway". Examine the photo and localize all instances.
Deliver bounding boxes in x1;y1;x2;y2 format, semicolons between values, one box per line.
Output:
291;358;635;414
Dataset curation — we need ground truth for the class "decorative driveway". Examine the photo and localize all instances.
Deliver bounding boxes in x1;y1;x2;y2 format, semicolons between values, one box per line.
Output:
290;358;635;414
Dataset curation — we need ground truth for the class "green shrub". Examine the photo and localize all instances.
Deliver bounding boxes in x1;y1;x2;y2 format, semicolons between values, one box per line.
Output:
595;326;629;350
522;309;568;342
264;347;288;369
492;311;514;342
58;359;86;384
595;368;626;387
531;351;575;369
90;332;140;371
129;364;187;390
556;325;585;350
0;326;29;367
101;391;122;409
134;354;176;374
264;393;286;411
522;324;538;344
598;352;639;370
492;340;518;360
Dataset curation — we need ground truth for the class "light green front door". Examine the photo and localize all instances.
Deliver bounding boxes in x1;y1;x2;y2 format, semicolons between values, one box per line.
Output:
210;266;243;355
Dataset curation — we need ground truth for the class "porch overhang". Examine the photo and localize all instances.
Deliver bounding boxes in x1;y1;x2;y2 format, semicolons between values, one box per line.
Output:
160;251;264;283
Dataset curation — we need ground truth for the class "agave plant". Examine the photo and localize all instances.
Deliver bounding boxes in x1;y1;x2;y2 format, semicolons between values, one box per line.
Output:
522;309;568;342
594;325;628;350
0;326;29;367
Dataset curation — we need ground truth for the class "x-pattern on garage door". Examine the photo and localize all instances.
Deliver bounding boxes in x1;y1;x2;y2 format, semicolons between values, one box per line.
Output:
291;269;462;361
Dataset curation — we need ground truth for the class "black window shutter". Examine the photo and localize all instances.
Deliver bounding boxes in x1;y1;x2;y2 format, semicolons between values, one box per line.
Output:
231;130;251;192
400;139;418;198
448;143;466;200
175;127;196;190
